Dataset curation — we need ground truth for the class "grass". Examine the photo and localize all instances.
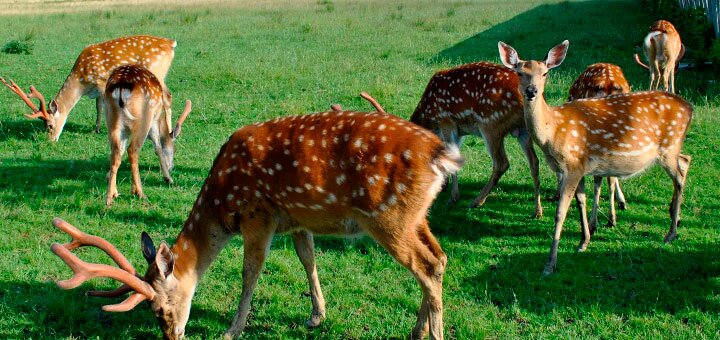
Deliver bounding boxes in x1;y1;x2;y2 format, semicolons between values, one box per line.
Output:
1;0;719;338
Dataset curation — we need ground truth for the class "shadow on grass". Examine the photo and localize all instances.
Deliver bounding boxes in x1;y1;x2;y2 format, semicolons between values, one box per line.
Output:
427;0;719;102
0;120;94;142
0;279;236;338
462;243;720;317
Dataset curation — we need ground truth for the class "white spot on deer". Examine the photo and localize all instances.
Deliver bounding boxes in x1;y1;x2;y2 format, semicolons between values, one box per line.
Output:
384;153;393;163
292;160;299;167
295;187;303;193
336;174;347;185
214;199;220;206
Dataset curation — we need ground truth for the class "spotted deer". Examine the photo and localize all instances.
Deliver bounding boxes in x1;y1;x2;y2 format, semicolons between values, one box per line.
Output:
499;40;692;275
104;65;191;206
410;62;542;217
50;111;463;339
634;20;685;93
567;63;631;230
3;35;176;141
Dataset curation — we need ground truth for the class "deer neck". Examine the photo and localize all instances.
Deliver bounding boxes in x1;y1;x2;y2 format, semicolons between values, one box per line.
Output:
170;202;233;285
522;94;556;148
52;75;85;131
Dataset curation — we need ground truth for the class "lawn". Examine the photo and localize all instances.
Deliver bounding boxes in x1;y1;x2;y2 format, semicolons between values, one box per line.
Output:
1;0;719;338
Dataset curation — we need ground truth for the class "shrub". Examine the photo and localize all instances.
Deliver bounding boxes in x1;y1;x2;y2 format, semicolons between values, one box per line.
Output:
2;40;32;55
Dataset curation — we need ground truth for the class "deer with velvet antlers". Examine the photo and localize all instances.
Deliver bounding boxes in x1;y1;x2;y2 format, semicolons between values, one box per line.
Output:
634;20;685;94
103;65;191;206
50;110;463;339
499;40;692;275
409;61;543;217
567;62;631;230
2;35;176;141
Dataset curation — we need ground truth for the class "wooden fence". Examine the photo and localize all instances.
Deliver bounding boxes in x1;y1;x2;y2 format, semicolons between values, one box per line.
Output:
679;0;720;37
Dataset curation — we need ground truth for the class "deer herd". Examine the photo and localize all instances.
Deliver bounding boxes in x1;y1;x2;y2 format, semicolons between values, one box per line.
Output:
3;18;694;339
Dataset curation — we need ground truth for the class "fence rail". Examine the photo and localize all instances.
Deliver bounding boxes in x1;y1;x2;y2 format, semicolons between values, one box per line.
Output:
679;0;720;37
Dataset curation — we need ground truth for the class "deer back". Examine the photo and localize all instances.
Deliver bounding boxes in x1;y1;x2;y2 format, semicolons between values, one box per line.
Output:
104;65;167;132
71;35;176;88
410;62;524;135
568;63;631;101
197;111;462;233
555;91;692;165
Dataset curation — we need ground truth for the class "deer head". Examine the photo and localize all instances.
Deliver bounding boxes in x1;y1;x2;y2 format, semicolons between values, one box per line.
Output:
498;40;569;103
50;218;195;340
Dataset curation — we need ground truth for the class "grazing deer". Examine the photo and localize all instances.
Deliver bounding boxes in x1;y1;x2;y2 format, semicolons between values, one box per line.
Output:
50;111;463;339
567;63;631;230
104;65;191;206
499;40;692;275
410;62;542;217
634;20;685;93
2;35;176;141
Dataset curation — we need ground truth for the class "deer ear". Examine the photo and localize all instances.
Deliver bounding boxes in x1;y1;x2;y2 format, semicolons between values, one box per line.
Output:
545;40;569;70
49;100;58;115
498;41;520;69
155;242;175;278
141;232;156;264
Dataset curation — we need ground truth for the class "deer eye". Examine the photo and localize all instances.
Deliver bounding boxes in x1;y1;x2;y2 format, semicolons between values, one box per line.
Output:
542;72;548;77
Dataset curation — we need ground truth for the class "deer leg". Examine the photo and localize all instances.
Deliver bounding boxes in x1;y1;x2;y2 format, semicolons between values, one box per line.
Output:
224;226;274;338
365;218;445;340
606;177;618;227
662;154;690;243
544;172;581;275
106;131;127;206
95;97;103;133
662;63;672;93
613;177;627;210
127;141;146;200
650;59;661;91
470;137;509;208
517;131;542;218
291;230;326;328
575;177;591;252
589;176;602;234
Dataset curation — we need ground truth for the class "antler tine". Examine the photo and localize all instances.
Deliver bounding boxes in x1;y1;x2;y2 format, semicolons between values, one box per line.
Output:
87;283;134;297
50;243;155;300
102;292;150;312
171;100;192;139
0;77;47;120
52;218;137;274
359;92;386;113
330;103;343;111
28;85;50;119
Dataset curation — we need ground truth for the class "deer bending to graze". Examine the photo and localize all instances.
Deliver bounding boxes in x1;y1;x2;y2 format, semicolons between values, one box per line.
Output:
51;111;463;339
634;20;685;94
410;62;542;217
104;65;191;206
2;35;176;141
567;63;631;230
499;40;692;275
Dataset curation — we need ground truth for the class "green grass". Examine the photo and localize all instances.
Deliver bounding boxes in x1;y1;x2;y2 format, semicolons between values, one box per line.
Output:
1;0;719;338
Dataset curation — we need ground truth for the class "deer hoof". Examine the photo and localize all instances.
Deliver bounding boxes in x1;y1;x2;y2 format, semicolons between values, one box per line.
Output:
618;201;627;210
305;313;325;328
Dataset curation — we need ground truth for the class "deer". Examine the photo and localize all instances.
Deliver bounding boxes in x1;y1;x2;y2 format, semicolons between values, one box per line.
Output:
103;65;191;206
50;110;464;339
634;20;685;94
499;40;692;275
409;62;543;218
2;35;176;141
567;63;631;230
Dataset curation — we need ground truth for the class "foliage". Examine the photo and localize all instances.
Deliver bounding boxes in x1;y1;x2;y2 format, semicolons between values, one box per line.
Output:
1;40;32;55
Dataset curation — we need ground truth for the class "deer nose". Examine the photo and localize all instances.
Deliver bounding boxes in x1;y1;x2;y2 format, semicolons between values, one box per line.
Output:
525;86;538;100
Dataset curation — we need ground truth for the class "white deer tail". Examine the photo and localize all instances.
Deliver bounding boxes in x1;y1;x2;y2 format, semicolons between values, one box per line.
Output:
111;87;136;121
